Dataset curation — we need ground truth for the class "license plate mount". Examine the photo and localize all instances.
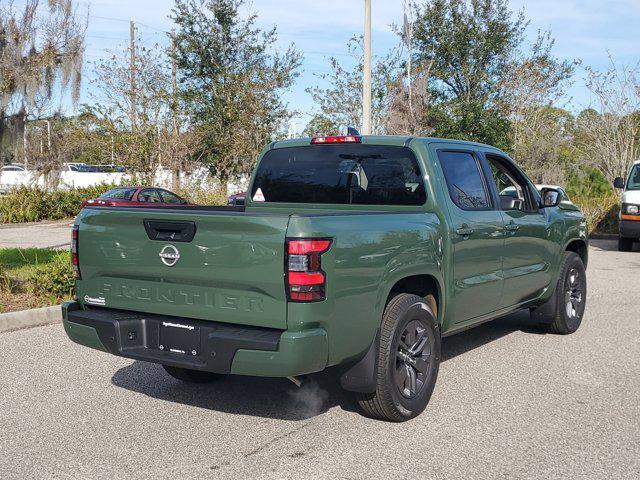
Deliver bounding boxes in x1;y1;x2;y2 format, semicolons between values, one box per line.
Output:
159;321;201;356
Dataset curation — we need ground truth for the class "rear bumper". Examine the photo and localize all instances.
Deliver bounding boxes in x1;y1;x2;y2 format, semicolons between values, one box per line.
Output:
620;220;640;239
62;301;328;377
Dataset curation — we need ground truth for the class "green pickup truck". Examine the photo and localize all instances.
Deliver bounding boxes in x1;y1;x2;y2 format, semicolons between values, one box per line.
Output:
63;135;588;421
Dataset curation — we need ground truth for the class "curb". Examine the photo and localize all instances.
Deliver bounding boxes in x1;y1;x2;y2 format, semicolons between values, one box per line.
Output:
590;234;618;240
0;305;62;333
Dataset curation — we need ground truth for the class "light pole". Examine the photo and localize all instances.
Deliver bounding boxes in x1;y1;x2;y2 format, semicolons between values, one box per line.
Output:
362;0;372;135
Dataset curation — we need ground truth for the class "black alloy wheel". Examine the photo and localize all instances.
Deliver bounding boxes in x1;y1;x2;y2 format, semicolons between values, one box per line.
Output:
395;319;435;399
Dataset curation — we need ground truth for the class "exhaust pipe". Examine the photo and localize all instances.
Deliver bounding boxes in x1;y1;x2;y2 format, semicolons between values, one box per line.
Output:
286;376;302;388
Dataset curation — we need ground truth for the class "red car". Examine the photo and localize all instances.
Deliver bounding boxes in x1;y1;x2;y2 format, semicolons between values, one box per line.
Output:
227;191;246;206
81;187;192;208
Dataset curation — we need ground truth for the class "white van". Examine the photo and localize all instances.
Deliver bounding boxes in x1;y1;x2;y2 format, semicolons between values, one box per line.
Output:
614;160;640;251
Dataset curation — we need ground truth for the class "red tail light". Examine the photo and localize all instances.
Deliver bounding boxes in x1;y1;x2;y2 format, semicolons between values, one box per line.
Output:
311;135;361;144
286;239;332;302
83;199;117;207
71;225;81;279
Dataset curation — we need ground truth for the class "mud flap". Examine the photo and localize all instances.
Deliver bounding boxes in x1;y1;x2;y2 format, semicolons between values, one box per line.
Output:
339;330;379;393
530;284;559;323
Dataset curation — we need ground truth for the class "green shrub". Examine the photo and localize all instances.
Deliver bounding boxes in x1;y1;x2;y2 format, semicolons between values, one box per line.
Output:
0;183;228;223
0;184;117;223
176;187;228;206
27;251;75;300
572;192;620;234
0;248;75;311
566;167;613;198
555;167;619;234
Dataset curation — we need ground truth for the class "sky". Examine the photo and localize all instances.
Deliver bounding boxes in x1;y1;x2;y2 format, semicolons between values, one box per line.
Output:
20;0;640;132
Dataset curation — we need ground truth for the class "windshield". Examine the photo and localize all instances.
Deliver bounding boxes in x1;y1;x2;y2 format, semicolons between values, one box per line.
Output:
251;145;426;205
99;188;137;200
627;164;640;190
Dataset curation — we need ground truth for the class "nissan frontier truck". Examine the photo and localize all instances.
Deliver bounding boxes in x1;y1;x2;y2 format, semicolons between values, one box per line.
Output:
63;135;588;421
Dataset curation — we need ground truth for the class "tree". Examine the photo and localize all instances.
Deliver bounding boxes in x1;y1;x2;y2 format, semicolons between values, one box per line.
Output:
171;0;302;180
306;37;399;135
302;115;340;137
0;0;86;160
498;31;576;183
383;66;433;136
90;41;172;180
54;111;115;166
412;0;526;148
23;114;67;187
575;58;640;182
509;105;575;183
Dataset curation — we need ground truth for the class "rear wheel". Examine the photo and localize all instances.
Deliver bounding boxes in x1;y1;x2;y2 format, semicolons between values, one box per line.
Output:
618;236;634;252
357;293;440;422
162;365;223;383
531;251;587;334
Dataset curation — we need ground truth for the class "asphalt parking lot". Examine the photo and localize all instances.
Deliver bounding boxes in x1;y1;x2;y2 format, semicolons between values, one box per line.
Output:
0;239;638;479
0;220;71;249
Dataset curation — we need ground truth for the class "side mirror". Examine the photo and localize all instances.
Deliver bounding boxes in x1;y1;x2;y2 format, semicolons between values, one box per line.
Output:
614;177;625;189
540;188;561;208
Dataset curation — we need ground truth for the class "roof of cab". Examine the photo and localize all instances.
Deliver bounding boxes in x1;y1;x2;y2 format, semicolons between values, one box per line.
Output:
269;135;503;152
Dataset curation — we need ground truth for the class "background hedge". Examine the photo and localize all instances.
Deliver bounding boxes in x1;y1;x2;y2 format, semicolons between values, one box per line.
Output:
0;184;117;223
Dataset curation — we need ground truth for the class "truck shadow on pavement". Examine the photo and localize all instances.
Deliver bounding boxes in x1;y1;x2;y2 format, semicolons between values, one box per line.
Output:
110;308;544;421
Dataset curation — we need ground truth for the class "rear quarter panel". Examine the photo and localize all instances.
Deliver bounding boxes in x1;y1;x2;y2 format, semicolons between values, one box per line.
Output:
286;212;444;366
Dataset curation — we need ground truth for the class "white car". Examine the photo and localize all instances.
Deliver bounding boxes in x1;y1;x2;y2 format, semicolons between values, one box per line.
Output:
614;160;640;251
500;184;572;204
1;164;26;172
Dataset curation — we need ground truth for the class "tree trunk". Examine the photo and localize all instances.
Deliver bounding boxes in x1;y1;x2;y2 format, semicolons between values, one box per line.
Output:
172;167;180;190
0;112;5;164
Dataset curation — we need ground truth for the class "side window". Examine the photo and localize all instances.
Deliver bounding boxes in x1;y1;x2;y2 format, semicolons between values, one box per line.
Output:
138;189;162;203
437;150;491;210
158;190;185;204
485;155;537;212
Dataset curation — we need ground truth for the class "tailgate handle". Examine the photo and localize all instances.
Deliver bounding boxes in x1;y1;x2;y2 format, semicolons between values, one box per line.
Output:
143;220;196;242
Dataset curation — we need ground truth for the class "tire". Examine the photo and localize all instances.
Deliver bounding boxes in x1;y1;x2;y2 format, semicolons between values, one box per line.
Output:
162;365;223;383
357;293;440;422
531;251;587;334
618;236;634;252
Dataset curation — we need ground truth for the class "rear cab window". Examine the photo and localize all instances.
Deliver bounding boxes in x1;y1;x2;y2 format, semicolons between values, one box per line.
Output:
250;145;426;205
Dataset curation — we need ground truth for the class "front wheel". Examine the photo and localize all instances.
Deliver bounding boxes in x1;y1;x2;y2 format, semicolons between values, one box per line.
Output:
531;251;587;334
357;293;440;422
162;365;223;383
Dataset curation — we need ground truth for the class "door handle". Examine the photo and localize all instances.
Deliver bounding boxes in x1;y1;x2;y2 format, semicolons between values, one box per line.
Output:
456;227;475;236
505;222;519;232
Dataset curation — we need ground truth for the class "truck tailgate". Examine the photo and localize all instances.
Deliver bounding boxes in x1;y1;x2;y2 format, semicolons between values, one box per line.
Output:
75;208;291;329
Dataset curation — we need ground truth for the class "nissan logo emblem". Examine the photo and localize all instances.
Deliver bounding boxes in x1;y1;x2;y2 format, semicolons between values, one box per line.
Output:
159;244;180;267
